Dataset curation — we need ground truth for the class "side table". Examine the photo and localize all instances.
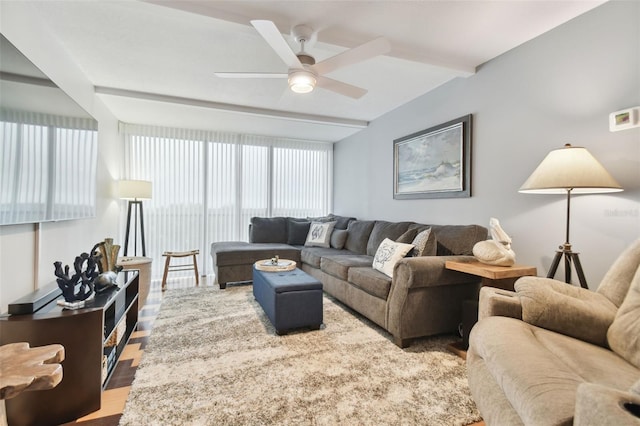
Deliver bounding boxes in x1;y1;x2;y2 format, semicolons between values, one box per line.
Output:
445;260;537;353
0;342;64;426
445;260;537;291
118;256;152;310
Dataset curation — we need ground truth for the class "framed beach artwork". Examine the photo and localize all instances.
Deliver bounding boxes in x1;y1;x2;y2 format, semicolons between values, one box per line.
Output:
393;114;472;199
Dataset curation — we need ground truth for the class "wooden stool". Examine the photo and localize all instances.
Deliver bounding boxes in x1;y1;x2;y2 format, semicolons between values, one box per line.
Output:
162;250;199;291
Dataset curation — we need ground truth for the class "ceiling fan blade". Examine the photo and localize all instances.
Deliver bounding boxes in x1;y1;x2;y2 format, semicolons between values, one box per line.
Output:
250;20;303;69
316;76;367;99
214;72;287;79
313;37;390;75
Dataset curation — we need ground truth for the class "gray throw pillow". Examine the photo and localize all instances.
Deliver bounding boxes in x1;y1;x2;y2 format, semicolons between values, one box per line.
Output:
396;228;418;244
330;229;348;249
287;219;311;245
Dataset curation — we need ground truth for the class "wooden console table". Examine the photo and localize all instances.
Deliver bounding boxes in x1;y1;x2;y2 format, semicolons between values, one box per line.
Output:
0;271;138;425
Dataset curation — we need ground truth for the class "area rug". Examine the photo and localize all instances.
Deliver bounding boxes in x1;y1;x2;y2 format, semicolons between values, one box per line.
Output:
120;285;481;425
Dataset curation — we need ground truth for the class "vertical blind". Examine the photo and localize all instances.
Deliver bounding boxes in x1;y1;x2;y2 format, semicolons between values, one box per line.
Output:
121;124;333;281
0;109;98;225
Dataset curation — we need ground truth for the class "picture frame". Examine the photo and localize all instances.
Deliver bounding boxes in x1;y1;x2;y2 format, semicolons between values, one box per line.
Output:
393;114;472;199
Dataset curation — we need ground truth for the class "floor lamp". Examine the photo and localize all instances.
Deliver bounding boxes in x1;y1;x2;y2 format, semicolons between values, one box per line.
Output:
519;144;622;288
119;180;152;257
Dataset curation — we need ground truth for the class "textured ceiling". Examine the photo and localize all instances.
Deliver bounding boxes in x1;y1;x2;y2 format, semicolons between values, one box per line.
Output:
8;0;607;141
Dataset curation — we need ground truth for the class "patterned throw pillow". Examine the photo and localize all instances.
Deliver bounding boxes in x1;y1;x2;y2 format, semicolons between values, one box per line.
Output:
304;221;337;248
372;238;414;278
410;228;434;257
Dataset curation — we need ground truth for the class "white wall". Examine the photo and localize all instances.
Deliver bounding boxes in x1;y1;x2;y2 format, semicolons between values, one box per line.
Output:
334;1;640;288
0;2;122;312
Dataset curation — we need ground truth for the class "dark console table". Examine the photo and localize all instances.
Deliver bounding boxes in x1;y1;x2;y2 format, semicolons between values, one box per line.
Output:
0;271;139;425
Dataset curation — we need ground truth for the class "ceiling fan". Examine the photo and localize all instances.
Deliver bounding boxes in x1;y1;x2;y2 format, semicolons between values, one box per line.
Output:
214;20;391;99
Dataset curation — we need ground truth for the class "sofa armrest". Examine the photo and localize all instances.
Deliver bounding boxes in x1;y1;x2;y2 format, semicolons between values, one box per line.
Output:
515;276;618;346
478;287;522;321
393;255;482;290
574;383;640;426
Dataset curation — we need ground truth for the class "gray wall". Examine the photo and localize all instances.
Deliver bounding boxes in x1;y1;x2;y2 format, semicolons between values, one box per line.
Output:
334;1;640;287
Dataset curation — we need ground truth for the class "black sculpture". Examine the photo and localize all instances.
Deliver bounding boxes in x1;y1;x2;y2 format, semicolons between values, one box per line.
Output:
53;252;99;303
54;239;125;302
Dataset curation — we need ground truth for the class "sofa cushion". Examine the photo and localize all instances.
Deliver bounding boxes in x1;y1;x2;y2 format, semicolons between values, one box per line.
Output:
250;217;287;243
320;255;373;281
515;277;617;347
396;228;418;244
330;229;348;249
286;218;311;245
607;267;640;368
429;224;488;255
211;241;301;266
597;238;640;307
348;267;392;300
305;221;336;248
301;247;352;268
372;238;414;278
470;316;639;426
344;220;375;255
366;221;413;256
328;214;357;230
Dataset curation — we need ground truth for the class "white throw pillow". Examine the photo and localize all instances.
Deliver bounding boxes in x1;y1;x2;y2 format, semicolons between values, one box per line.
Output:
304;221;337;248
372;238;414;278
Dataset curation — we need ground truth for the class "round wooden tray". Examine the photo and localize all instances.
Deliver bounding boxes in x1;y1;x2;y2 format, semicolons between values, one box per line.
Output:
254;259;297;272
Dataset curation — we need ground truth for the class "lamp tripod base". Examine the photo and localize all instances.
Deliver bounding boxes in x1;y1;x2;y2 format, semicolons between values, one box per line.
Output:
547;243;588;289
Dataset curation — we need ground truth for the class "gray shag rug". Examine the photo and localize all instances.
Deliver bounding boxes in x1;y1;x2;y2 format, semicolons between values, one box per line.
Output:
120;285;481;425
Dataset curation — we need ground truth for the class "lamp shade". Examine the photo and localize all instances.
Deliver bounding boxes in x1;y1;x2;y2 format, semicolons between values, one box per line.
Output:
519;144;623;194
118;180;152;200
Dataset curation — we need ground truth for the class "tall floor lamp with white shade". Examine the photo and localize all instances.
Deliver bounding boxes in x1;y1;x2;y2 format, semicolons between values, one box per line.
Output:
119;180;152;257
519;144;623;288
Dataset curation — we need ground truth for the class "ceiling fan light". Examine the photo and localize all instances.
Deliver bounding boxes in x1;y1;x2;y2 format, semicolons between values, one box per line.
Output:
288;70;316;94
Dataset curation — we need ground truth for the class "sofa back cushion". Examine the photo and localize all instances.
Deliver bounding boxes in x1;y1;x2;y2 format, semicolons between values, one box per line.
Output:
597;238;640;307
329;214;357;230
344;220;375;255
249;217;287;243
607;265;640;368
366;221;413;256
429;224;488;255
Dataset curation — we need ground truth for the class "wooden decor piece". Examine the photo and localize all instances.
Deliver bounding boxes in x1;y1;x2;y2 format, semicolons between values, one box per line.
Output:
254;259;297;272
0;342;65;400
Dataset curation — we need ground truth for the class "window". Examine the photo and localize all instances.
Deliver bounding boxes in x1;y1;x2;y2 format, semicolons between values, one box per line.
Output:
122;124;332;280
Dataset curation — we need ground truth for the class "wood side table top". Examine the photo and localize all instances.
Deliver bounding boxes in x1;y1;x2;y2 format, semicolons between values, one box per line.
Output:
445;260;537;280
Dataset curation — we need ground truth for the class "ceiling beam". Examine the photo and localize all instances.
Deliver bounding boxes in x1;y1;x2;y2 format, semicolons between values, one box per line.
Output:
94;86;369;129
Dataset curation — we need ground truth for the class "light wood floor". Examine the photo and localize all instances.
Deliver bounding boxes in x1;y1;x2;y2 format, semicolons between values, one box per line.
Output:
64;276;484;426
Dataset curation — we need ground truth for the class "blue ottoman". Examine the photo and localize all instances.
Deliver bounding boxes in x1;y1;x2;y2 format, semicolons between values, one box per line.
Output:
252;266;323;335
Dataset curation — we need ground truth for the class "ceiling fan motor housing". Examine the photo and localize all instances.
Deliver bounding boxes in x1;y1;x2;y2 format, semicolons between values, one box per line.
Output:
297;54;316;66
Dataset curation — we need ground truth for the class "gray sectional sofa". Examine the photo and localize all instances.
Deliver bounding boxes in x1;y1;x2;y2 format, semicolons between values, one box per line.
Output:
211;215;488;347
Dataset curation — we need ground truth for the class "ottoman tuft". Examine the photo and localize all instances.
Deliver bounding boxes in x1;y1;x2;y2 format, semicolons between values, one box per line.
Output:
253;266;323;335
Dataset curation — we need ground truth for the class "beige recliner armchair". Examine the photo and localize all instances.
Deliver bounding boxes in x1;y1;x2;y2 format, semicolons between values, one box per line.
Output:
467;238;640;425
